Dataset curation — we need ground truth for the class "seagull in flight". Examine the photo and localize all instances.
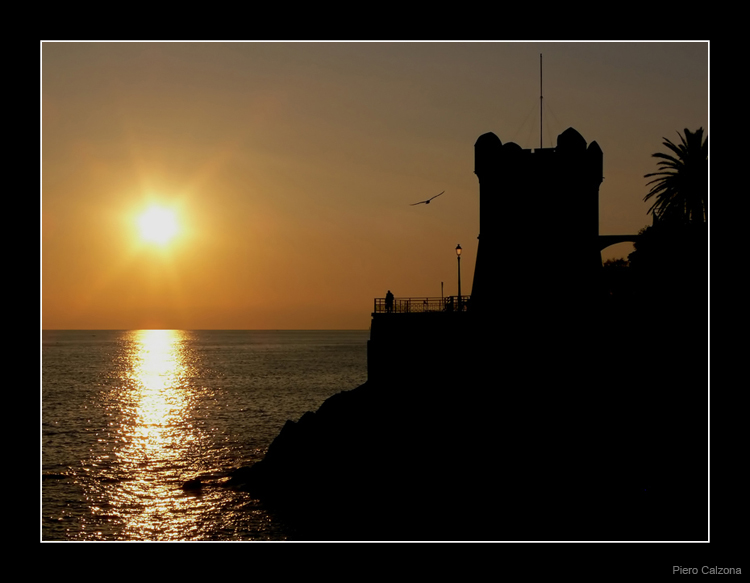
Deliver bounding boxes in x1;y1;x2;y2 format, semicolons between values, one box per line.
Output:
410;191;445;206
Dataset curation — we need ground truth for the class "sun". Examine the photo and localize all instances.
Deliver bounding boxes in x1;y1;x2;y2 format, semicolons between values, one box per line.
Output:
137;206;179;245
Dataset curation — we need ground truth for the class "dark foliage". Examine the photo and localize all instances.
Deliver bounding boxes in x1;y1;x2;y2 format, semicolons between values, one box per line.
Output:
644;127;707;224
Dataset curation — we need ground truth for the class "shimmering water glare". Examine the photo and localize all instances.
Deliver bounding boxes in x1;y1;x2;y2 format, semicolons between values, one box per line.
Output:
42;330;369;541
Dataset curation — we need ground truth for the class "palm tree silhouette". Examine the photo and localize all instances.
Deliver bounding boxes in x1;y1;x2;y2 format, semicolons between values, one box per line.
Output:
644;128;707;224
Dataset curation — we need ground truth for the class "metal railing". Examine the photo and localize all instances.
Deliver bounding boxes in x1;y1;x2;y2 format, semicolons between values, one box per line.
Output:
374;296;471;314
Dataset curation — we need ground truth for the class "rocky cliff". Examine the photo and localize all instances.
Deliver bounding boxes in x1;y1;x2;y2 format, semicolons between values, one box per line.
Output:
227;305;707;541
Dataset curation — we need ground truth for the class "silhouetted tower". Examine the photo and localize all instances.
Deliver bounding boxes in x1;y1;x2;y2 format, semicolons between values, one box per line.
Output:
471;128;603;315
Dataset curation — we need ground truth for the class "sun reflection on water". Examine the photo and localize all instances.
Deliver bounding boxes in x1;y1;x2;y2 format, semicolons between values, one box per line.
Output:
72;329;213;540
62;330;287;540
108;330;200;539
126;330;193;460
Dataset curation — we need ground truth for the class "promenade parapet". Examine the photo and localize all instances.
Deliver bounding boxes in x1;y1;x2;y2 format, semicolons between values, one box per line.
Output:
373;295;471;314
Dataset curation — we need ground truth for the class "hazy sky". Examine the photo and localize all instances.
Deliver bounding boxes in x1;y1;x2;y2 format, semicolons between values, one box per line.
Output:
41;41;708;330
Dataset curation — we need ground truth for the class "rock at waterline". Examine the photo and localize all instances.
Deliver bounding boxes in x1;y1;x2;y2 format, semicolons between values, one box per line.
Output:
182;477;202;491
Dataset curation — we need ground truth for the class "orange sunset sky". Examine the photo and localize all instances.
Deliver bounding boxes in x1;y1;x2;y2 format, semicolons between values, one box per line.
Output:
41;41;708;330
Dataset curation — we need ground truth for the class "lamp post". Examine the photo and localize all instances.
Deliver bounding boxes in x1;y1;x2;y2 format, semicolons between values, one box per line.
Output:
456;244;462;311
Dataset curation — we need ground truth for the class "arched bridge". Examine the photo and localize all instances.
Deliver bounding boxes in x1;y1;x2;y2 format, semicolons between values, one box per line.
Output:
599;234;640;252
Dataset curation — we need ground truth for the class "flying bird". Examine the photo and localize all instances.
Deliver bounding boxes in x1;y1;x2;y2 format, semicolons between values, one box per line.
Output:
410;191;445;206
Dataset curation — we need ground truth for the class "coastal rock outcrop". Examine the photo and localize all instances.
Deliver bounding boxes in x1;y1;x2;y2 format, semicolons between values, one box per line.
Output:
231;329;706;541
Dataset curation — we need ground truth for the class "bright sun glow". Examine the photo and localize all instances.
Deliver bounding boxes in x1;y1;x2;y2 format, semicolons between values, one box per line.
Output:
138;206;179;245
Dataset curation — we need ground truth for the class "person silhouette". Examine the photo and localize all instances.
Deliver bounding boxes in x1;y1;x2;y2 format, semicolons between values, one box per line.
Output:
385;290;394;313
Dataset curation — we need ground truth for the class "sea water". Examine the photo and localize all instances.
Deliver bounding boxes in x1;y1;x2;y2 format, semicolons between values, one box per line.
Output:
41;330;369;541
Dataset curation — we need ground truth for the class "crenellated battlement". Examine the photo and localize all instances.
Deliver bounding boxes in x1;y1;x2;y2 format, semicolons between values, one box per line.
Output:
471;127;604;313
473;128;602;232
